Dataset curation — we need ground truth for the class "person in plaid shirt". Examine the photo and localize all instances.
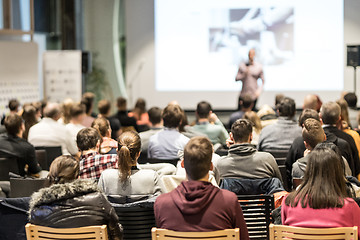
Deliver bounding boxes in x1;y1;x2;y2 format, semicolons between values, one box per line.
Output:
77;127;118;180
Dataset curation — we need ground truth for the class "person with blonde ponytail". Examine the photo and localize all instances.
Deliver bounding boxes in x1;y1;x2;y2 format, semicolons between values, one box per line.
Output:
98;131;161;198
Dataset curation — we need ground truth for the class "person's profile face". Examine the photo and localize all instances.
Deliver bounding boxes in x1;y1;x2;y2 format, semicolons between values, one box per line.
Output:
248;49;255;61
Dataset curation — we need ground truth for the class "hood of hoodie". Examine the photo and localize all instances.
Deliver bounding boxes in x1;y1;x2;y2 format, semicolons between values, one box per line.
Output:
170;181;220;215
228;143;257;157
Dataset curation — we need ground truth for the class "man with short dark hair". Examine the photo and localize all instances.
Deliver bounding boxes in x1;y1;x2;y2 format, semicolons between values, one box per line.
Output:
215;119;282;180
154;137;249;240
228;94;253;128
77;127;118;180
192;101;229;145
258;97;302;151
98;99;121;140
139;107;163;153
148;104;189;159
113;97;138;131
0;114;43;177
344;92;358;129
1;99;20;125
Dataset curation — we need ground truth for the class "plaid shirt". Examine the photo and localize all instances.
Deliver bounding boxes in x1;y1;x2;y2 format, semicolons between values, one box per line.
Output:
79;151;118;180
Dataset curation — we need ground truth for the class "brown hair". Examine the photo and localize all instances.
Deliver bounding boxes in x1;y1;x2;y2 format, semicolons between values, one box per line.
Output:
70;103;86;118
22;104;38;140
118;131;141;182
48;155;79;184
320;102;341;125
298;108;320;127
285;147;349;209
231;119;253;143
91;117;110;137
4;114;23;136
76;127;101;151
196;101;212;118
133;98;146;117
60;99;74;124
98;99;111;115
244;111;262;134
162;104;183;128
184;137;213;180
336;99;350;128
302;118;325;149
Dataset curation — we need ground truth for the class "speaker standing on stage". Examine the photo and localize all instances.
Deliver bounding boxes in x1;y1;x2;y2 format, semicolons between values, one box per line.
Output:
236;49;264;109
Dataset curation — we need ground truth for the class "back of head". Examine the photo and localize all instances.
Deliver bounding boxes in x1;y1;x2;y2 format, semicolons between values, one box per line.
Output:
241;94;254;109
231;119;253;143
302;118;325;149
9;99;20;112
275;94;285;106
91;117;110;137
148;107;162;125
4;114;22;136
48;155;79;185
22;105;37;123
162;104;183;128
61;99;74;124
116;97;127;110
43;102;61;120
76;127;101;151
134;98;146;115
344;92;357;108
244;111;262;132
81;92;95;114
336;99;350;125
196;101;212;119
184;136;213;180
70;103;86;119
320;102;340;125
118;131;141;182
98;99;111;115
277;97;296;118
298;109;320;127
303;94;318;111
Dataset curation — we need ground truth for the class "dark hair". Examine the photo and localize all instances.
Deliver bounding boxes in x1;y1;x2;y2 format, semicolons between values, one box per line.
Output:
48;155;79;184
336;99;350;127
8;99;20;111
81;92;95;115
231;119;253;143
91;117;110;137
240;95;253;109
162;104;183;128
76;127;101;151
133;98;146;116
344;92;357;108
285;147;349;209
118;131;141;182
196;101;212;119
22;105;38;140
70;103;86;118
60;100;74;124
298;109;320;127
275;94;285;106
117;97;127;109
320;102;340;125
179;109;188;132
98;99;111;115
4;113;23;136
184;137;213;180
148;107;162;125
277;97;296;118
302;118;324;149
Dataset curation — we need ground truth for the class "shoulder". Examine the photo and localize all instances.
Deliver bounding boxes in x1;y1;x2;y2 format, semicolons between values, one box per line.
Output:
154;192;172;208
217;189;239;204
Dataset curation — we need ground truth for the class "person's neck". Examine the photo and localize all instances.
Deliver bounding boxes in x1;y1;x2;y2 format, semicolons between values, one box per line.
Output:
189;173;209;182
152;123;163;128
82;148;98;155
198;118;209;123
70;119;81;125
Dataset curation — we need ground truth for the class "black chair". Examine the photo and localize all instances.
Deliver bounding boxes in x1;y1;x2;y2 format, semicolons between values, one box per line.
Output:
34;146;62;170
144;158;179;167
112;205;156;240
266;150;289;159
278;165;290;191
35;149;47;170
9;178;48;198
237;195;275;240
0;157;19;181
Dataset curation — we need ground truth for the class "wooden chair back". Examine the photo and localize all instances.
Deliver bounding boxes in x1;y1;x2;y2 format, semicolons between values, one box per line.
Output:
151;228;239;240
269;224;358;240
25;223;109;240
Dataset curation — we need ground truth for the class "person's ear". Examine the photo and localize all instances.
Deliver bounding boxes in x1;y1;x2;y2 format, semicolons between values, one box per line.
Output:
210;162;213;171
304;141;311;150
181;159;185;168
230;132;234;141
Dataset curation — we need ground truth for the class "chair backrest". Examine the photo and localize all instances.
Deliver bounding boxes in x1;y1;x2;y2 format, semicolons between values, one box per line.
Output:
34;146;62;170
151;228;240;240
25;223;109;240
0;157;19;181
269;224;358;240
146;158;179;167
237;195;275;240
266;150;289;159
35;150;47;170
113;205;156;240
10;178;48;198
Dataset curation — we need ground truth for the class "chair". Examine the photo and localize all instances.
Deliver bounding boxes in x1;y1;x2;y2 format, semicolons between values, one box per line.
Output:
25;223;109;240
151;228;239;240
237;195;275;240
0;157;19;181
35;149;47;170
269;224;358;240
34;146;62;170
266;150;289;159
145;158;179;167
10;178;48;198
278;165;290;191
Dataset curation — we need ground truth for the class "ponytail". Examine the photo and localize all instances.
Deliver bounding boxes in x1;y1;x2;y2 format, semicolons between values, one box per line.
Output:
118;145;134;182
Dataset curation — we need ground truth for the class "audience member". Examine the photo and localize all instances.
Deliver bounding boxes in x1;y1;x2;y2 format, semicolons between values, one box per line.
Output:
98;131;161;198
343;92;358;129
228;94;253;129
1;98;20;125
28;102;77;155
244;111;262;145
192;101;229;146
98;99;121;140
302;94;318;111
178;108;206;139
77;127;118;180
113;97;138;132
215;119;282;181
139;107;163;154
80;92;96;127
258;97;301;151
257;104;278;127
92;117;118;154
58;98;74;124
0;114;45;177
154;137;249;240
65;103;86;155
128;98;150;129
148;104;189;159
22;104;38;140
29;155;123;240
282;147;360;237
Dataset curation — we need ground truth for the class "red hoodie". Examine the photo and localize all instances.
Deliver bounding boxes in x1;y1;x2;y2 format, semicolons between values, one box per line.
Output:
154;181;249;240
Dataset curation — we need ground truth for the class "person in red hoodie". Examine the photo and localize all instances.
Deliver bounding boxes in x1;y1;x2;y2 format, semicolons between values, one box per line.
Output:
154;136;249;240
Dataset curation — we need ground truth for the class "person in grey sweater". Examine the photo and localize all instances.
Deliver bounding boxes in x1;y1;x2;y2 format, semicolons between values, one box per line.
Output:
214;119;282;181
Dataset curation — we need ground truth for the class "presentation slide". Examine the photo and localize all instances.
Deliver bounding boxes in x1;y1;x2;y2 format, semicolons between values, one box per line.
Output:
155;0;344;93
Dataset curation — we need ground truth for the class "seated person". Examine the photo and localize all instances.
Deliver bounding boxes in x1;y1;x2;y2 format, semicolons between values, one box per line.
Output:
98;131;161;198
139;107;163;154
113;97;138;132
282;147;360;237
154;136;249;240
65;103;86;155
92;117;118;154
0;114;46;177
28;155;122;240
148;104;189;159
77;127;118;180
98;99;121;140
215;119;282;181
228;94;253;129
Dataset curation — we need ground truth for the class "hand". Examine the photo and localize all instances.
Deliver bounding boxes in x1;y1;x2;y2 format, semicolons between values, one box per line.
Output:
209;113;219;123
304;149;311;157
226;137;234;148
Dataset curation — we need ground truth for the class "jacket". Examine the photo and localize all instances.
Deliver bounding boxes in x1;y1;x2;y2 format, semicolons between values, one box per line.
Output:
28;179;123;240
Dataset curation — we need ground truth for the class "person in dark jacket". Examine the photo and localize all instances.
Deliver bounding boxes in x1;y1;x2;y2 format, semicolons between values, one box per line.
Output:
28;155;123;240
154;136;249;240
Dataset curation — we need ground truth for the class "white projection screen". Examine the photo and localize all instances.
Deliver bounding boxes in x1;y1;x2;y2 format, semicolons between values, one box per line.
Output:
126;0;344;109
